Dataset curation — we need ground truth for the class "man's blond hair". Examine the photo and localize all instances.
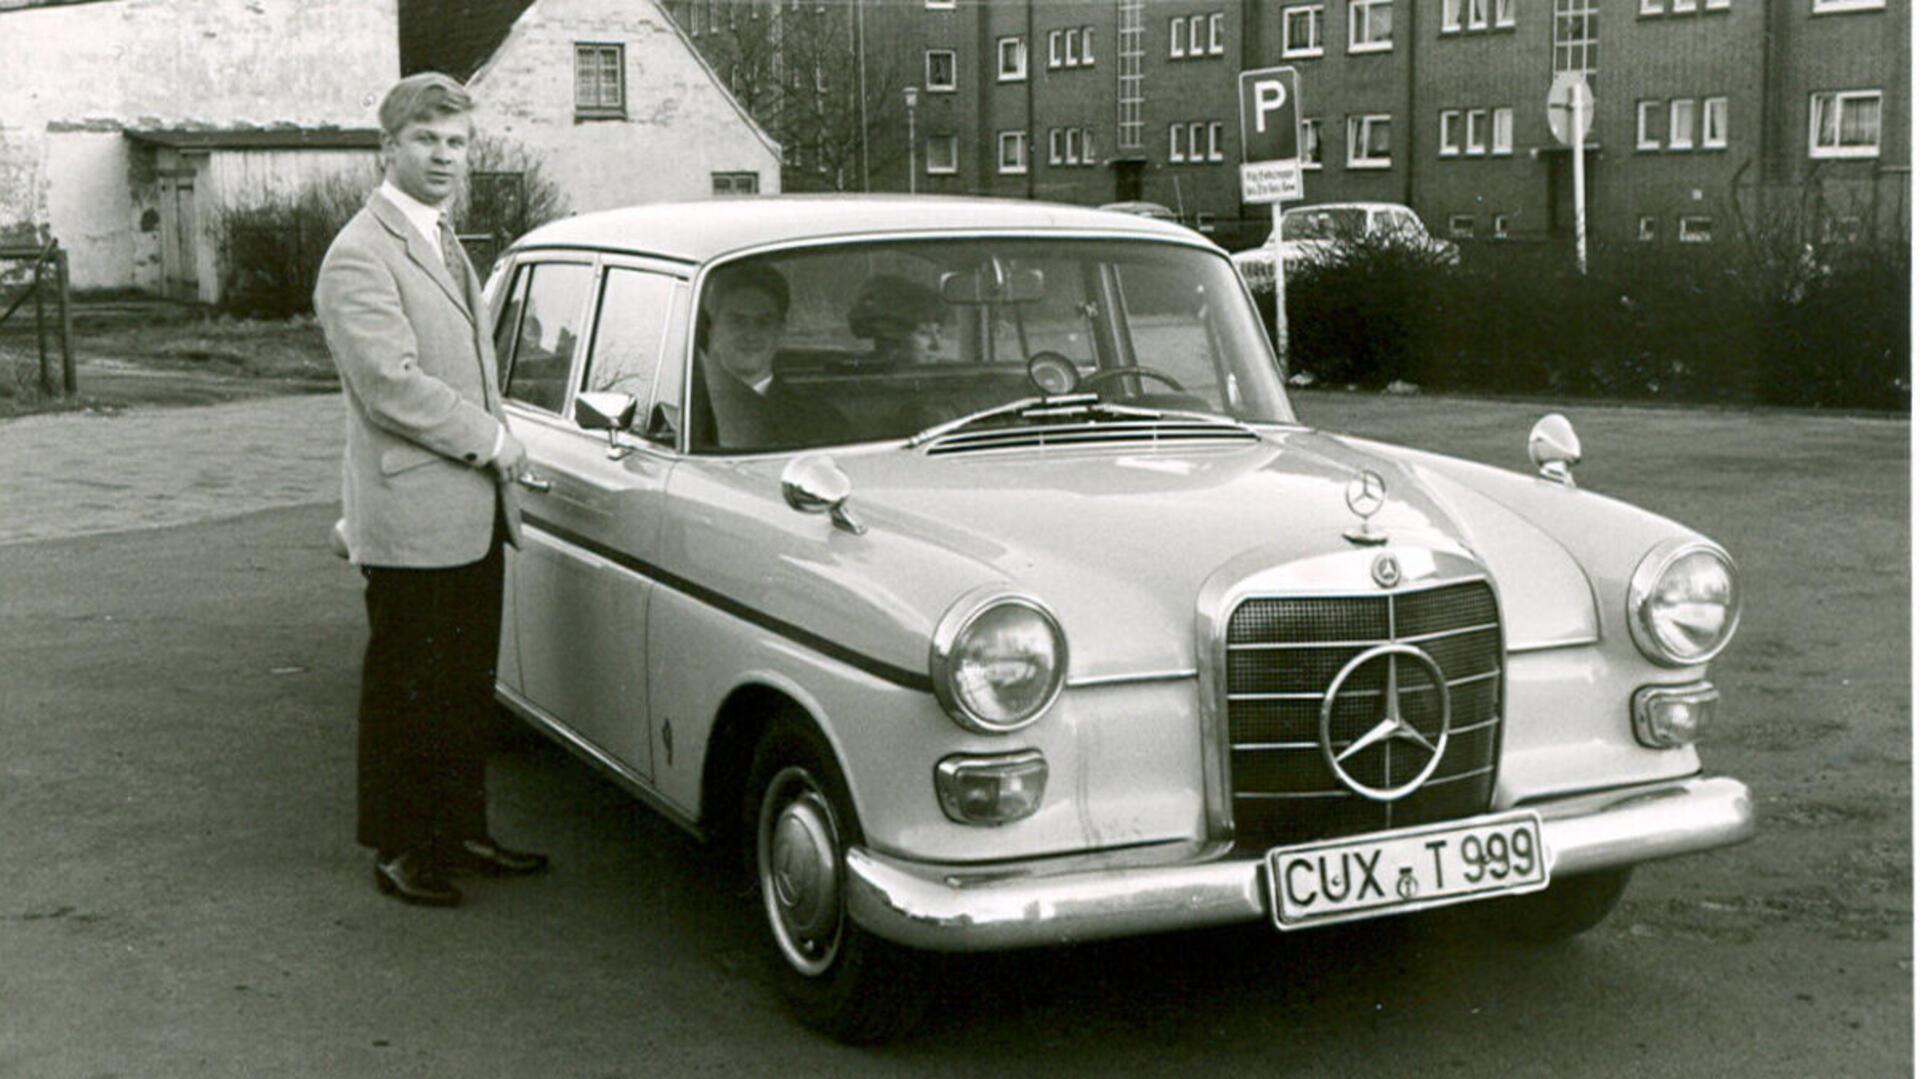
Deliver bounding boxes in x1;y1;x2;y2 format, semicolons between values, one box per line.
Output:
377;72;473;137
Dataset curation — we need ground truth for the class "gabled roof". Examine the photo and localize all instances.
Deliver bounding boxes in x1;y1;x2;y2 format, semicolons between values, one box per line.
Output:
398;0;536;81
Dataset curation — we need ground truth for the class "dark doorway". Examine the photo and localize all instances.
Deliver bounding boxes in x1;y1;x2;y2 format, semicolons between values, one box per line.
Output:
1112;159;1145;203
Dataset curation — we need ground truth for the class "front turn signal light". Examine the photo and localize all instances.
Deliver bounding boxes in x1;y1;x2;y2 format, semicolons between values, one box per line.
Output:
1633;682;1720;748
935;750;1048;826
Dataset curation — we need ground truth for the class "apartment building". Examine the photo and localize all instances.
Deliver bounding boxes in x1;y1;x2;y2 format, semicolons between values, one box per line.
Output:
664;0;1906;251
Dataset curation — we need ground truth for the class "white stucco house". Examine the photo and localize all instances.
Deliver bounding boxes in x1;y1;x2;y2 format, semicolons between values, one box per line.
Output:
0;0;398;302
399;0;782;223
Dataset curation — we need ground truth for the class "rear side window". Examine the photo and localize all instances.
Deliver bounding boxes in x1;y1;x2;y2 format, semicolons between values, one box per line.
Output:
501;261;594;413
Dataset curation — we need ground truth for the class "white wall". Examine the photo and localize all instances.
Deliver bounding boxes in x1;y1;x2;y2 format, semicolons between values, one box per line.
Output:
468;0;780;218
0;0;398;289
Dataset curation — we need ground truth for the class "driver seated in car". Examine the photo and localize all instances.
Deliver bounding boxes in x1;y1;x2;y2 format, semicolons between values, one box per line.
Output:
692;262;846;451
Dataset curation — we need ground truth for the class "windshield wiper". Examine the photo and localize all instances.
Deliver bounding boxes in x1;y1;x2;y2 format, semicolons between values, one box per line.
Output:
907;394;1263;449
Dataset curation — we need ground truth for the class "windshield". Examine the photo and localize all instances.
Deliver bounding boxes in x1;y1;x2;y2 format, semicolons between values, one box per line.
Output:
1280;207;1366;241
686;238;1294;453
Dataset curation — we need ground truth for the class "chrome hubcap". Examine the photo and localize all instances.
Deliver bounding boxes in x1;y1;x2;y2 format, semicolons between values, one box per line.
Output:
758;767;843;976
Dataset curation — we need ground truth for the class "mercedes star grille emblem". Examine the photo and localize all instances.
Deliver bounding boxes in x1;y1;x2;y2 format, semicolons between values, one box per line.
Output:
1344;469;1389;545
1319;643;1453;802
1371;552;1402;589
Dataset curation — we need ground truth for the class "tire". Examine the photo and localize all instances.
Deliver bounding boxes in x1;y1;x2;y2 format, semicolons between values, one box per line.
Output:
1494;868;1632;942
744;716;931;1043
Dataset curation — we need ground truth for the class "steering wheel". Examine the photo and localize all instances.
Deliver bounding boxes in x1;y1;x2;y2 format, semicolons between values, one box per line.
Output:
1080;365;1187;394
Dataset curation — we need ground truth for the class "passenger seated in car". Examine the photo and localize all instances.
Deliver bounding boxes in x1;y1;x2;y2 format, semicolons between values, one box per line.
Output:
691;262;846;451
847;274;948;366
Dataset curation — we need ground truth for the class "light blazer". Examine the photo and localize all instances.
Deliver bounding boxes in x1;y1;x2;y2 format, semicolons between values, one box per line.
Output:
315;190;522;567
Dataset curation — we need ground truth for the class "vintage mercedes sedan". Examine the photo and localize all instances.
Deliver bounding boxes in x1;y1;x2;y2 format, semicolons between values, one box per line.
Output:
477;196;1752;1042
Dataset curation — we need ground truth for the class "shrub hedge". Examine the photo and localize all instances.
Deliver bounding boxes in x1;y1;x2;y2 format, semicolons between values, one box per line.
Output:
1257;232;1909;411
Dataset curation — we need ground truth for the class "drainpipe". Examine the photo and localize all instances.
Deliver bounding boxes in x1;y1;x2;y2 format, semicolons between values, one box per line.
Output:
1402;0;1417;207
1026;0;1037;200
857;0;870;191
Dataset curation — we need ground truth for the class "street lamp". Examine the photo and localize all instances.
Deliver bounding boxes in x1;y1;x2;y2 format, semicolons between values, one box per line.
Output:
903;85;919;194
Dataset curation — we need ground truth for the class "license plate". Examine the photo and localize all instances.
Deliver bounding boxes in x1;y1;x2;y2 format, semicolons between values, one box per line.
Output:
1266;811;1551;930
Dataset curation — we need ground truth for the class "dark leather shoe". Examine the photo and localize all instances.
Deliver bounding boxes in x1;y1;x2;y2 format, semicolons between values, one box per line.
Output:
374;850;462;907
446;836;549;877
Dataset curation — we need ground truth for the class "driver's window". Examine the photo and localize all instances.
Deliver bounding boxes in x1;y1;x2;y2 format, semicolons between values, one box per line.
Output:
986;257;1097;369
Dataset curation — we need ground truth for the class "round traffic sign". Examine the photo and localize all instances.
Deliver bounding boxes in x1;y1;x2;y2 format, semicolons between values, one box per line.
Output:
1547;72;1594;146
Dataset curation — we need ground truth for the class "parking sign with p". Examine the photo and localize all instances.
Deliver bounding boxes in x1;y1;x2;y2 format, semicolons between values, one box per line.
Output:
1238;66;1303;203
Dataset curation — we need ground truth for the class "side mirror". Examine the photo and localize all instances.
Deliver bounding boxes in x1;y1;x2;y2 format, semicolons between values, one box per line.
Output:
1528;413;1582;487
780;454;866;535
574;391;639;460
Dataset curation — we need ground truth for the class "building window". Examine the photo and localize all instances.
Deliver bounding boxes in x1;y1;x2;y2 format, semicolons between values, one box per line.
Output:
1047;27;1095;68
925;0;955;8
1669;98;1696;149
1439;110;1461;156
1465;108;1487;154
1672;0;1697;11
1209;12;1225;53
1084;27;1096;63
927;134;958;174
1189;14;1206;54
1195;211;1217;232
1702;96;1728;148
1168;123;1186;162
1208;121;1225;161
1443;0;1461;32
1492;213;1511;238
925;49;956;91
1553;0;1597;76
998;131;1029;173
1467;0;1490;28
998;36;1027;81
1809;90;1881;158
574;43;625;117
1348;114;1392;167
1496;0;1515;26
1066;128;1082;164
1448;214;1475;238
1639;0;1662;12
711;172;758;195
1282;4;1325;55
1065;28;1081;65
1637;215;1658;240
1491;106;1513;153
1704;0;1729;7
1636;100;1662;149
1678;216;1712;243
1189;121;1206;161
1301;118;1324;167
1050;29;1063;67
1812;0;1884;10
1050;127;1065;165
1349;0;1393;51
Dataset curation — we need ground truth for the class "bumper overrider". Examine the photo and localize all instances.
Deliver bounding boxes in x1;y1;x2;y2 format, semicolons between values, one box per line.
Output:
845;775;1754;952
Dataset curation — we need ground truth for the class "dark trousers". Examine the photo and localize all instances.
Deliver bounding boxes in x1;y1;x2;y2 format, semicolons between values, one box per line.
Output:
355;520;504;857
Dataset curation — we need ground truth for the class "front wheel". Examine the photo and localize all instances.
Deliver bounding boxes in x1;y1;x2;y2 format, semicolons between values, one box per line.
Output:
1493;868;1632;942
745;717;930;1043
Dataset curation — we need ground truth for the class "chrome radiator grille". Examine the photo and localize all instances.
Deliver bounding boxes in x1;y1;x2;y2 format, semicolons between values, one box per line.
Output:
1223;581;1504;848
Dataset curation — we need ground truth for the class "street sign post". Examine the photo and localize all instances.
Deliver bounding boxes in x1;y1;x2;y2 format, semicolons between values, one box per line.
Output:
1547;71;1594;274
1238;65;1303;366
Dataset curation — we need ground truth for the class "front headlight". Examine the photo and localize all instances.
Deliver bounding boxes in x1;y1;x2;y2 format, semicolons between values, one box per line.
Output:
1628;540;1741;666
929;592;1068;734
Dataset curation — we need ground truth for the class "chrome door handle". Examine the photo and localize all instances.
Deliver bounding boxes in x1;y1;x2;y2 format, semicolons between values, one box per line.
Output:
515;471;552;493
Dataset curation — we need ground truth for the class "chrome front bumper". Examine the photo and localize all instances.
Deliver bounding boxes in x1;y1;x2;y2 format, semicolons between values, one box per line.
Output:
845;775;1754;953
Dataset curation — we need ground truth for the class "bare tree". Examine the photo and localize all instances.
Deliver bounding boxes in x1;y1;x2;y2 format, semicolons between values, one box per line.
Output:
452;134;570;270
695;1;912;192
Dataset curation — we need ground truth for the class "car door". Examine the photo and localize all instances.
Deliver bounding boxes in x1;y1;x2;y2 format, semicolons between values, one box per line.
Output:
498;253;684;781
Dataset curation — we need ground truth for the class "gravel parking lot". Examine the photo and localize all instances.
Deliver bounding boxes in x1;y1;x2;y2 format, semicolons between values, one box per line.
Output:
0;389;1907;1075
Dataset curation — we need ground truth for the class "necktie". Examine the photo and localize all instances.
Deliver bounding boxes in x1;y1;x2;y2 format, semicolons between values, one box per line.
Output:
437;217;469;294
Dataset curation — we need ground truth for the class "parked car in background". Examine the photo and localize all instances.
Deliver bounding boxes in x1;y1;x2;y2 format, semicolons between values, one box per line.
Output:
465;195;1752;1042
1232;201;1459;288
1097;199;1180;223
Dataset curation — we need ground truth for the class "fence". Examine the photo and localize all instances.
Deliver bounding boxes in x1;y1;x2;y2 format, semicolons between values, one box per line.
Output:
0;241;75;398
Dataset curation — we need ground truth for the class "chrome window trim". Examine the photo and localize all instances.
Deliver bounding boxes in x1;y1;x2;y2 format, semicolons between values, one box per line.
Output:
1066;668;1198;689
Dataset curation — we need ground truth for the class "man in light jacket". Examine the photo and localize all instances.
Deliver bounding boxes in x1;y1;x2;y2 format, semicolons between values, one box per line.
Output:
315;72;547;907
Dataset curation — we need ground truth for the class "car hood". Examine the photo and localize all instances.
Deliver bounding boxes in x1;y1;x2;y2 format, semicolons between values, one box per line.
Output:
714;428;1599;681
